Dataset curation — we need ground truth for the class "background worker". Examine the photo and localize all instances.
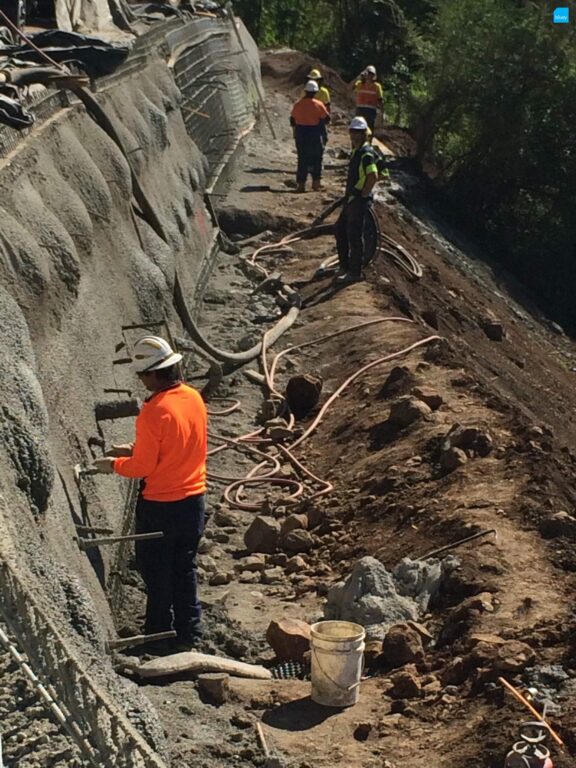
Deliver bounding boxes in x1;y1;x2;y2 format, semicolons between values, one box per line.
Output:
290;79;330;192
93;336;207;652
304;67;331;111
334;116;379;285
353;65;384;132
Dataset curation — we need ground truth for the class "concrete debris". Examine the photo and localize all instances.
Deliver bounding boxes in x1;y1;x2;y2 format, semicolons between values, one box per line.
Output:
393;556;457;612
266;618;311;662
388;396;432;428
285;374;323;419
411;386;443;411
198;673;230;705
382;623;425;668
282;529;315;554
325;557;419;641
127;652;273;680
244;516;281;554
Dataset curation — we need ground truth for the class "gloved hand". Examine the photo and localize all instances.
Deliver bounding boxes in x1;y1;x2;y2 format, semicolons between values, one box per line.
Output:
107;443;133;458
93;457;115;474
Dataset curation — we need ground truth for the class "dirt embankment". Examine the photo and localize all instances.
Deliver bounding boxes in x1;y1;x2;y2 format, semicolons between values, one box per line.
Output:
118;50;576;768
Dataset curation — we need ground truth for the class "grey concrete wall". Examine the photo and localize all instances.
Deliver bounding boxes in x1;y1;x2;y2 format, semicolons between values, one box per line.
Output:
0;16;261;763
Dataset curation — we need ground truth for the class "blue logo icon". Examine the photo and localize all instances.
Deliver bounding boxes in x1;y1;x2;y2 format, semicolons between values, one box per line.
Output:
553;7;570;23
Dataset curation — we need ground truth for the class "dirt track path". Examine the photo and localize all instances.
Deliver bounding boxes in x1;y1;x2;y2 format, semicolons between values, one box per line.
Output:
122;52;576;768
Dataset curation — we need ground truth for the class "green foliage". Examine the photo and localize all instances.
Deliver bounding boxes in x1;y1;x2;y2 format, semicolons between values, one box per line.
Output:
407;0;576;327
233;0;576;330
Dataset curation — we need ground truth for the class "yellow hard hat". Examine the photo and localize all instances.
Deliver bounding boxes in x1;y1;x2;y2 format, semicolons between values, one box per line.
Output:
307;68;322;79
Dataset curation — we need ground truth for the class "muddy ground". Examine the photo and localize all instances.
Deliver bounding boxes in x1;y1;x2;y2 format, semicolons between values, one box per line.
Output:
116;51;576;767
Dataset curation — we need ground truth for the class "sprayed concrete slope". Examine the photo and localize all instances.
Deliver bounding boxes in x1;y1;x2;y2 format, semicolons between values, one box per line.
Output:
0;17;260;763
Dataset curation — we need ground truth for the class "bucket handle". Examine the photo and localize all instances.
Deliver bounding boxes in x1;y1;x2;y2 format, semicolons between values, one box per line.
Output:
311;645;366;693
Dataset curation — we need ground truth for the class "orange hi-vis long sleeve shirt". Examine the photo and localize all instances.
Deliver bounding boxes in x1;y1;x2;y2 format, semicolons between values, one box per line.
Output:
113;383;207;502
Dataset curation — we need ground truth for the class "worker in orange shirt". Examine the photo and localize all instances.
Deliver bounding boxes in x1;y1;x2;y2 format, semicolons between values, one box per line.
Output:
93;336;208;652
290;80;331;192
353;65;384;132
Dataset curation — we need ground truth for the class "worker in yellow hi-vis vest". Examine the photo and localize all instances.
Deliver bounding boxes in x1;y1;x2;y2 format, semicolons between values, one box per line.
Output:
303;68;331;111
353;65;383;132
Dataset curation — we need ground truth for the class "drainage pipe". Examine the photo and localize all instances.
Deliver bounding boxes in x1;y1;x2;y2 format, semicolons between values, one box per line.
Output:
174;272;300;366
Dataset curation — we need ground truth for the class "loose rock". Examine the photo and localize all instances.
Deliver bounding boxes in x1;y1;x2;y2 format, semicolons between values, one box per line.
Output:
388;665;422;699
244;516;280;554
266;618;311;662
382;623;425;668
411;387;443;411
378;366;417;398
440;446;468;472
198;673;230;705
282;529;315;554
280;514;308;538
388;397;432;428
285;374;323;419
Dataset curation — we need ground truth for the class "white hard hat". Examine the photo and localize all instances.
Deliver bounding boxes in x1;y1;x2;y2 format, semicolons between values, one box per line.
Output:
365;65;377;75
304;80;319;93
349;116;369;131
132;336;183;373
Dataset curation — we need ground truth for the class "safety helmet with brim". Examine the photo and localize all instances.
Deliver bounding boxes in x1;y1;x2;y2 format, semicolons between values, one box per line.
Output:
349;116;369;132
304;80;320;93
132;336;183;373
308;68;322;79
365;65;377;75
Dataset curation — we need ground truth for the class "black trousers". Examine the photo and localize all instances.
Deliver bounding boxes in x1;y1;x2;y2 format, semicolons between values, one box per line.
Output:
296;141;324;183
355;106;377;132
135;493;205;640
335;197;371;277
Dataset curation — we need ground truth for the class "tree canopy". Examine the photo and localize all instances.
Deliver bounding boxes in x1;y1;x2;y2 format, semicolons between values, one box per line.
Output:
233;0;576;332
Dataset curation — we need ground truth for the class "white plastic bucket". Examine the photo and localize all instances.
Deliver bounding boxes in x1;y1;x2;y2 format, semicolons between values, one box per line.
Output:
310;620;365;707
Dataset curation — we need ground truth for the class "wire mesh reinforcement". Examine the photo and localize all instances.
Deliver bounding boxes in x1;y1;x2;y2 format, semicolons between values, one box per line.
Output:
0;560;168;768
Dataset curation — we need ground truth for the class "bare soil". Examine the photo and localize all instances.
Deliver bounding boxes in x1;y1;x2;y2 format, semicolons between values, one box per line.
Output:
120;51;576;768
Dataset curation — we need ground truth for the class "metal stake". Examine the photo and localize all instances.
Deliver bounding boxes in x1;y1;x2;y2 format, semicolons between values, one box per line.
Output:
76;532;164;551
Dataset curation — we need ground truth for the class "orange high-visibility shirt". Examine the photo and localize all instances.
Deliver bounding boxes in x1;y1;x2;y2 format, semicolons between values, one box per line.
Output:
114;383;207;501
291;97;329;126
354;79;384;109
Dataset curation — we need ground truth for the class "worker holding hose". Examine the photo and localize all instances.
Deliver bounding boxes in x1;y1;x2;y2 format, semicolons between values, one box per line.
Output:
93;336;207;653
290;80;331;193
334;116;379;285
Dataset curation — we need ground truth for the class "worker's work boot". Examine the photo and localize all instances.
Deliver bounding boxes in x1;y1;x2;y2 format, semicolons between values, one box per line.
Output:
296;182;306;193
334;272;363;285
312;179;322;191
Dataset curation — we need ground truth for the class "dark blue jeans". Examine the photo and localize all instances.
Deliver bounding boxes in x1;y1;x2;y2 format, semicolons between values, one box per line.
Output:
135;493;205;640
